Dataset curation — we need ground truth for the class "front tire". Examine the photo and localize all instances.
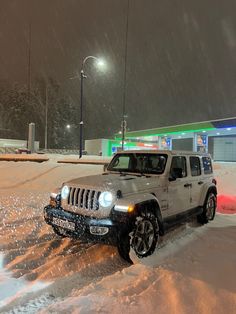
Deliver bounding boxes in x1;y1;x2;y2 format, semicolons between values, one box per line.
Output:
117;211;159;263
131;212;159;258
117;231;133;264
198;192;216;224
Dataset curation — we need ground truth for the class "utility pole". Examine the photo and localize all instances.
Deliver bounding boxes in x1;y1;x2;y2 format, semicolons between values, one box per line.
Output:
27;22;32;106
45;84;48;149
122;0;130;150
121;118;127;150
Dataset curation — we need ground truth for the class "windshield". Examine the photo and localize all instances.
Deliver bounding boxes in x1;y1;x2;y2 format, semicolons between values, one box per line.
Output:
107;153;168;175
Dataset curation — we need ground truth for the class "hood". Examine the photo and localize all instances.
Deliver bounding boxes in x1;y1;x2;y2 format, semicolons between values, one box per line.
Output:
64;172;161;195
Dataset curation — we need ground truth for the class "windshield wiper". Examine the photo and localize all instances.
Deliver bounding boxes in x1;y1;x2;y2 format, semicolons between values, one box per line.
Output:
108;170;151;178
139;172;151;178
137;167;152;177
129;171;151;178
118;170;127;176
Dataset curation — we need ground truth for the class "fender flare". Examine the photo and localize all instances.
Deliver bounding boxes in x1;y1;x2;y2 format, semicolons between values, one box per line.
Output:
199;183;217;206
114;193;164;235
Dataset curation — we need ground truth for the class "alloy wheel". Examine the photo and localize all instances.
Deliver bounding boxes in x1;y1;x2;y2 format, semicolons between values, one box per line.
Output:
206;193;216;220
132;219;155;256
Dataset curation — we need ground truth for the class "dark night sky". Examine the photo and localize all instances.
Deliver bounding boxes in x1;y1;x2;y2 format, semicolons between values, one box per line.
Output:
1;0;236;141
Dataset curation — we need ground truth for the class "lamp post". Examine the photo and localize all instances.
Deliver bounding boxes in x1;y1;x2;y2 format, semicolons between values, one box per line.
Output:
79;56;105;158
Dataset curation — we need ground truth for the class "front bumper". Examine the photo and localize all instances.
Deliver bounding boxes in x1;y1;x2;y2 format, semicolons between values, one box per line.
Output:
44;205;125;244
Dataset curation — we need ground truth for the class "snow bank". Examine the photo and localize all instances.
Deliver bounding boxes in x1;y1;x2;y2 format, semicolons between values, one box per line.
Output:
214;162;236;214
0;154;49;162
217;195;236;214
40;215;236;314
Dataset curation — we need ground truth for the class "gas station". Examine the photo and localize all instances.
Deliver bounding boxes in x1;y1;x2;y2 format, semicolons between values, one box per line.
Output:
86;117;236;161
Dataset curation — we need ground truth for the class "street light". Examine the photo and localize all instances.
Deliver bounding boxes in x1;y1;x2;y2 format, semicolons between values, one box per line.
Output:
79;55;105;158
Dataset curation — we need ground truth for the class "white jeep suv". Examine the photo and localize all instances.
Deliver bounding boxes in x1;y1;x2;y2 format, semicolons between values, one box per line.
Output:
44;150;217;263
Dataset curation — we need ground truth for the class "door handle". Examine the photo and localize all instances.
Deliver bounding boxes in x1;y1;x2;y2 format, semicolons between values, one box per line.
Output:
198;181;204;185
184;183;192;188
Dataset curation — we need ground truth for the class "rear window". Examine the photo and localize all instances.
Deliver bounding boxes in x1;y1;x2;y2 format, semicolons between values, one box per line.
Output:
202;157;213;174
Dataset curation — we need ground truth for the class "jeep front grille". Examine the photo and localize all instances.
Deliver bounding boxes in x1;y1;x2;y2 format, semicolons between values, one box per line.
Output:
67;187;101;210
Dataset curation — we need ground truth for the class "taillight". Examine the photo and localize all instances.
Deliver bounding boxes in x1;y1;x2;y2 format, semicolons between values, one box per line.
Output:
212;178;217;185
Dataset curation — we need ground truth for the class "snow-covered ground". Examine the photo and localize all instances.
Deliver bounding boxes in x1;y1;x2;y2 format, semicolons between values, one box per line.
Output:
0;155;235;313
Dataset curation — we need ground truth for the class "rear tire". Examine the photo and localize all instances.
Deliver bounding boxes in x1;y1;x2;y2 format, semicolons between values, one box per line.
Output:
197;192;216;224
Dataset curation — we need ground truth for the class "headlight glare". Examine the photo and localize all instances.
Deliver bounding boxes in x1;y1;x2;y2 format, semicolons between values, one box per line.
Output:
99;191;113;207
61;185;70;199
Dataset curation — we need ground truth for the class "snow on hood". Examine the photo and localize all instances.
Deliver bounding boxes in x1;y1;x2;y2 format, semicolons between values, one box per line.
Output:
64;172;162;195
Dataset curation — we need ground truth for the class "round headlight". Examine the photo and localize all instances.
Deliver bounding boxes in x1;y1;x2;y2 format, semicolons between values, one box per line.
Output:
98;191;113;207
61;185;70;199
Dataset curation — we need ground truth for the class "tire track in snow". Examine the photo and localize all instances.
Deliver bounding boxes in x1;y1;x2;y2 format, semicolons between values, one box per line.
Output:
2;293;56;314
1;244;128;313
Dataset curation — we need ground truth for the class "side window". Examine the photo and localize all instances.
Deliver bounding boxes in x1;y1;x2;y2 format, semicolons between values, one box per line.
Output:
170;156;187;178
190;156;201;176
202;157;213;174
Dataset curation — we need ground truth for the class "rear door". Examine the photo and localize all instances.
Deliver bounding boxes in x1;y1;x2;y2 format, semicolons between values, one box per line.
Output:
167;156;191;215
188;156;203;208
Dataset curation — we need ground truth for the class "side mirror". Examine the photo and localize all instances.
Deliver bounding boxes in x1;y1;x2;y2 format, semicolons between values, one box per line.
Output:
103;164;108;172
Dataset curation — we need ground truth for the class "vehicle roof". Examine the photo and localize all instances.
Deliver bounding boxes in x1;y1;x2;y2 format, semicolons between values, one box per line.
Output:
115;150;211;157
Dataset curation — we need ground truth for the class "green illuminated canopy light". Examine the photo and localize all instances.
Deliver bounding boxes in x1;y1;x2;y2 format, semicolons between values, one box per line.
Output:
115;121;215;139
